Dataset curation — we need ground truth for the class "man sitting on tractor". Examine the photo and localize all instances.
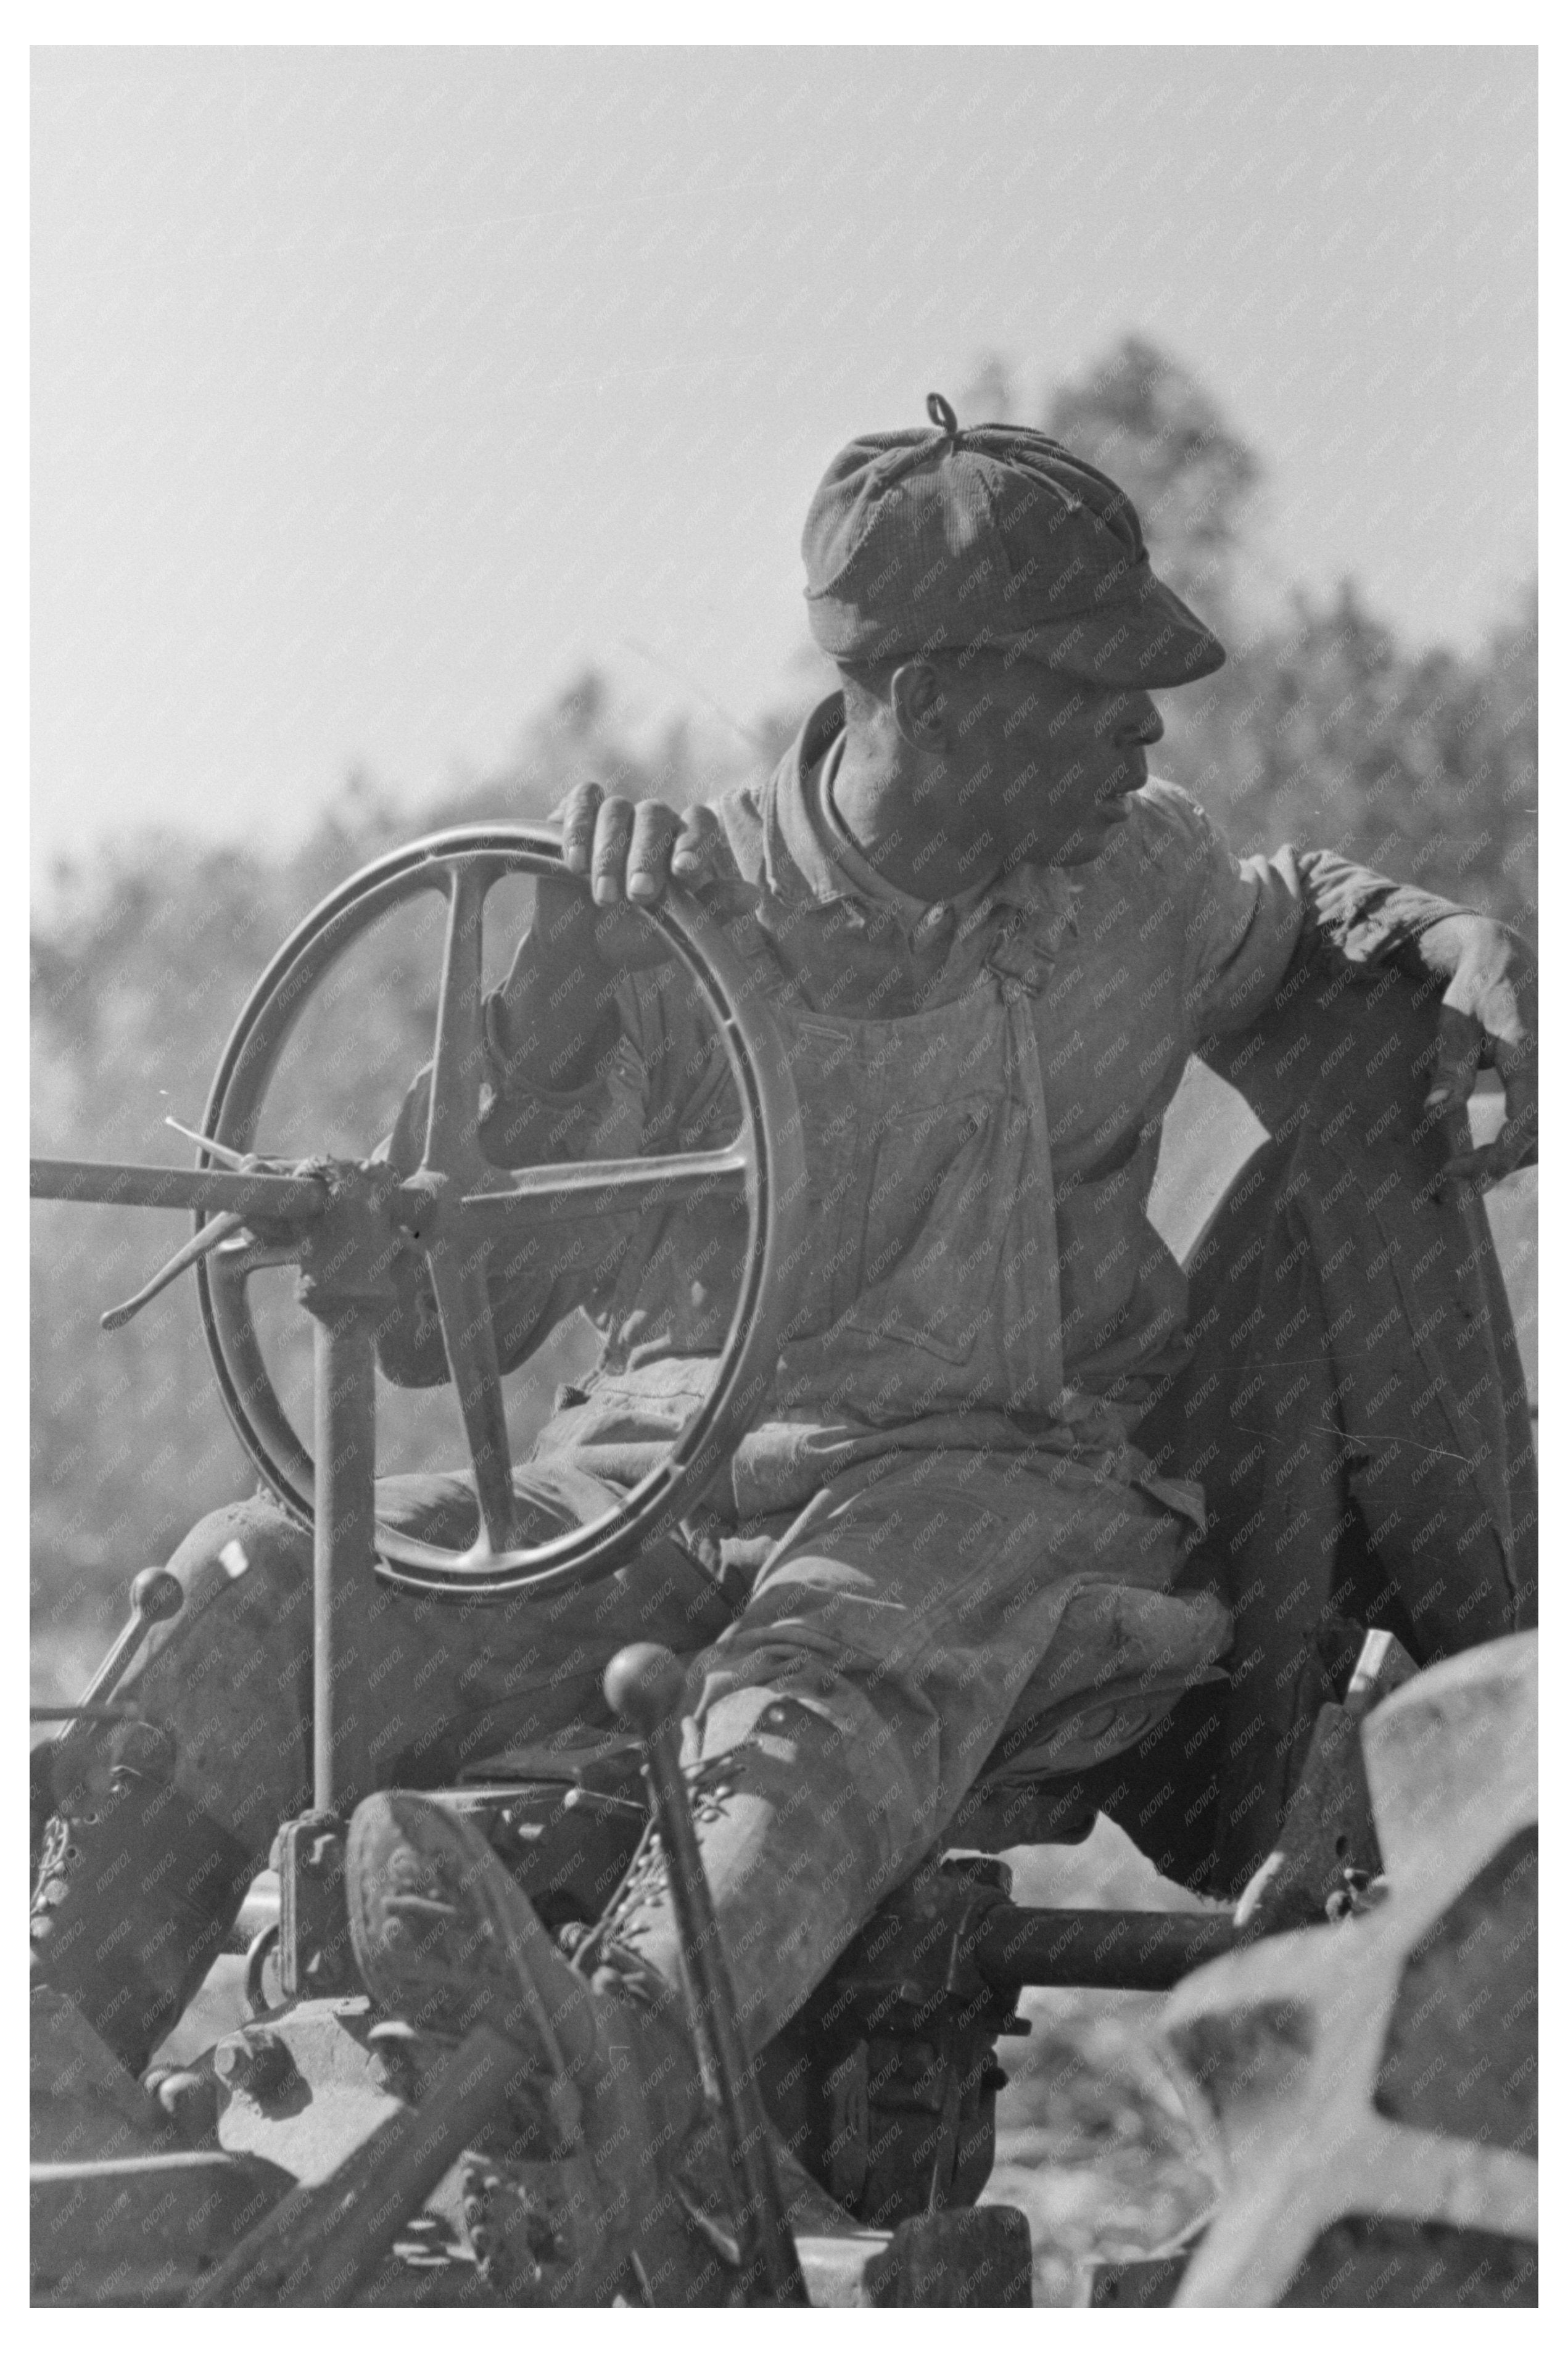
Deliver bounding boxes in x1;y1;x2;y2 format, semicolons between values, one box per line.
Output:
31;402;1537;2258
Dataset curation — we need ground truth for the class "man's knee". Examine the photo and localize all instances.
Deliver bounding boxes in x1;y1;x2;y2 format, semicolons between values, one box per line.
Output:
163;1473;483;1622
163;1493;313;1628
696;1645;943;1880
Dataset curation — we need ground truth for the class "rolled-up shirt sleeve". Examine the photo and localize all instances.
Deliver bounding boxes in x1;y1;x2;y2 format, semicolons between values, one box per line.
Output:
1287;847;1482;968
1154;781;1485;1065
1144;782;1306;1043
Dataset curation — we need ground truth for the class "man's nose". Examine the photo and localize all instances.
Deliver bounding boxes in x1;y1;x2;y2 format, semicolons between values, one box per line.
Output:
1118;695;1163;748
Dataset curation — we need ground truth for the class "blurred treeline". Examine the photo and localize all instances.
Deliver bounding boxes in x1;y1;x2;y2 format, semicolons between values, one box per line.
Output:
30;339;1537;1686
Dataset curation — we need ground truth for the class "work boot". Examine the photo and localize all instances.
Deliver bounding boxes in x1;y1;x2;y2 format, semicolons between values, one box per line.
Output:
346;1792;706;2268
601;1692;892;2059
30;1755;255;2079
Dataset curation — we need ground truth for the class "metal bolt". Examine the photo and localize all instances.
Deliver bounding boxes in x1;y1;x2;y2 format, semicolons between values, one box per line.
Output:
151;2066;221;2143
367;2017;421;2098
213;2029;294;2100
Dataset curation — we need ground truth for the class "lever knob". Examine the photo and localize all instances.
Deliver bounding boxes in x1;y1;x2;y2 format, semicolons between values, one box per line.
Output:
130;1567;184;1625
604;1642;686;1739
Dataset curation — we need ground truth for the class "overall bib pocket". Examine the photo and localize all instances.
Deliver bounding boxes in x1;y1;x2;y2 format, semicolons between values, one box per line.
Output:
845;1089;1009;1364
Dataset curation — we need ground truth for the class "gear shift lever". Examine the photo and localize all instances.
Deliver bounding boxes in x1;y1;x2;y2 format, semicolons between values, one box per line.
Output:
605;1642;808;2306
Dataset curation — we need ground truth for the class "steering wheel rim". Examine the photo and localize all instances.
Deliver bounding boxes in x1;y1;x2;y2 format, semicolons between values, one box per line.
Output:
194;822;804;1601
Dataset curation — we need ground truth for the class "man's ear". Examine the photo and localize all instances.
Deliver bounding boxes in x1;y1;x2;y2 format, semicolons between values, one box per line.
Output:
888;661;947;753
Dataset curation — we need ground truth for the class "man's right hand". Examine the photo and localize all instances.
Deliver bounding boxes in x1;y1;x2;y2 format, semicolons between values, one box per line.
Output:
536;780;727;976
489;782;730;1094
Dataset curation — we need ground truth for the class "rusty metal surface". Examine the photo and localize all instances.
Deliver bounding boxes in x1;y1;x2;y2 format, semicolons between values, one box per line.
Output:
277;1813;360;1998
31;1971;1031;2309
973;1906;1237;1992
191;2019;523;2305
212;1997;405;2182
30;1987;172;2166
31;2151;292;2306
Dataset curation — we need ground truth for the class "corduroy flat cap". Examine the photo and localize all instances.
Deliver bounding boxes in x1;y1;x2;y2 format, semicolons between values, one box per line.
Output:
802;394;1226;687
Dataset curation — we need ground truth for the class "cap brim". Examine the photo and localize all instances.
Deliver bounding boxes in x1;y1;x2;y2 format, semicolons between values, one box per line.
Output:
989;573;1226;688
810;562;1226;686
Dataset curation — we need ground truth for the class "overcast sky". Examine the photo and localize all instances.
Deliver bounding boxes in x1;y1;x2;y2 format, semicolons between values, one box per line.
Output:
31;45;1536;882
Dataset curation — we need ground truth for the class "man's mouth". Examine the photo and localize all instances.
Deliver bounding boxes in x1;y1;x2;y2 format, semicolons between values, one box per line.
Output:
1092;746;1147;814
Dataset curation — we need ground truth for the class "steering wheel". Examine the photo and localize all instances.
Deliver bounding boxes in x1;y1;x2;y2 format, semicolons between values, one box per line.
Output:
193;823;804;1601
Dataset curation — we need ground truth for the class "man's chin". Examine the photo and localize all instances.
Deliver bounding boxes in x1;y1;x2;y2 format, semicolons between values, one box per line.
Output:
1010;786;1141;869
1052;807;1133;867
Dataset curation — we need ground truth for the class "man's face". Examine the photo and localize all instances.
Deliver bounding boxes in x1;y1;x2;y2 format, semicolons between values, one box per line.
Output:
937;649;1165;870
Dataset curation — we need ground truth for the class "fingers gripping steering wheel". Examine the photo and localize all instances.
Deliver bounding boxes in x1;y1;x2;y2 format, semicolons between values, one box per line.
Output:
194;824;804;1602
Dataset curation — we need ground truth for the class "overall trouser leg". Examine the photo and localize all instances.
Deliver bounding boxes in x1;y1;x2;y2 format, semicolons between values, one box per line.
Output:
602;1446;1200;2054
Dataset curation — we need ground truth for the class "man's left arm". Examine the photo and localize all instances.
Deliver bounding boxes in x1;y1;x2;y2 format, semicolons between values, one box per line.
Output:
1286;846;1537;1187
1163;785;1537;1190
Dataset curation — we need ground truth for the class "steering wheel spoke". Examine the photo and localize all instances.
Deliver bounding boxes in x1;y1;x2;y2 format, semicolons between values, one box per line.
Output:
424;1240;516;1557
461;1142;751;1230
424;857;497;1181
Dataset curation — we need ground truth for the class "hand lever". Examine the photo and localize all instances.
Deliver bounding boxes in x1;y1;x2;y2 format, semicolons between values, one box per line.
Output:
163;1113;254;1168
100;1118;300;1330
101;1211;246;1329
39;1566;184;1799
605;1642;809;2307
78;1565;184;1711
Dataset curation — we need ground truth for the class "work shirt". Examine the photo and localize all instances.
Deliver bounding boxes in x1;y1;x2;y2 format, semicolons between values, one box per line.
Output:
411;693;1313;1520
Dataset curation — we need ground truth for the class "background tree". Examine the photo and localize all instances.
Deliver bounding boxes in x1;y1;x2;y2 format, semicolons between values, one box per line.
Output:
1044;334;1261;622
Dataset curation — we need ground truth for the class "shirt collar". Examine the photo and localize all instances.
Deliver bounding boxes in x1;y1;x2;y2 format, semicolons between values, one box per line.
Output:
759;695;859;907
